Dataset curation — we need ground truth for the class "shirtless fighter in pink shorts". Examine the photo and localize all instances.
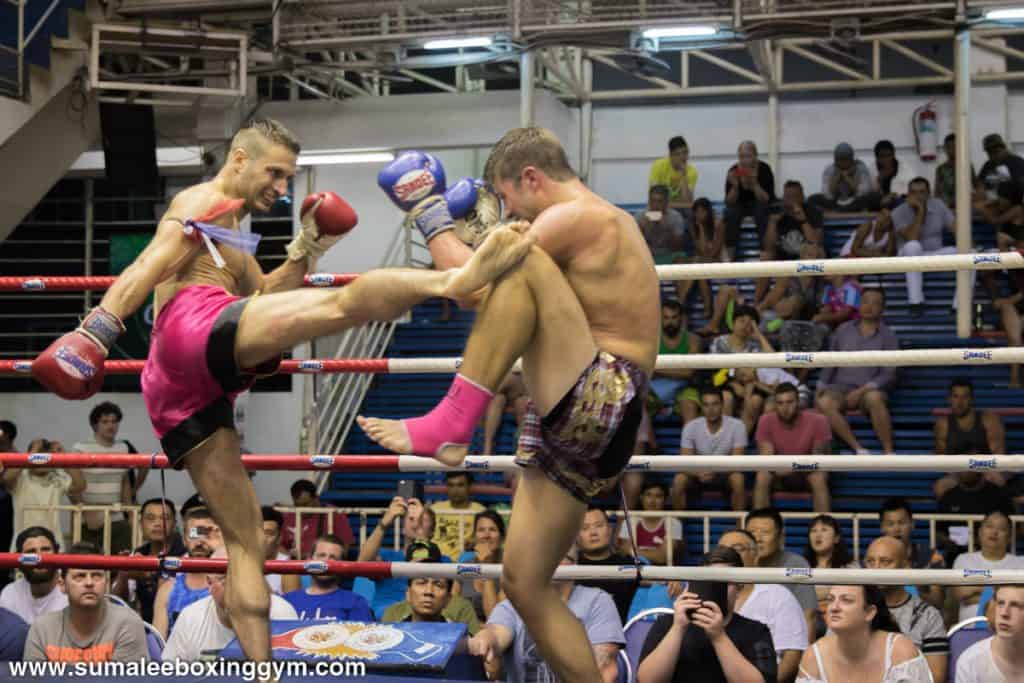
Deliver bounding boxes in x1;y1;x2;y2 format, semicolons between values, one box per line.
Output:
31;119;532;664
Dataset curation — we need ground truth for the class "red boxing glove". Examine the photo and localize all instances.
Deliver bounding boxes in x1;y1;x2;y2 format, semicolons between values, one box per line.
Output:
301;191;358;236
31;307;125;400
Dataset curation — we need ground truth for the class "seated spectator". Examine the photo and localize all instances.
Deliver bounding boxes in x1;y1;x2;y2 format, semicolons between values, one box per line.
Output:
636;185;690;265
808;143;875;212
0;608;28;661
261;506;292;595
678;198;723;313
24;542;149;663
283;534;373;621
934;133;975;208
674;386;747;512
754;384;832;513
649;135;698;207
708;304;774;354
932;378;1007;498
455;510;507;622
756;250;834;355
3;438;85;548
745;508;818;632
839;204;897;258
468;547;624;683
576;507;639;623
877;497;944;609
720;529;808;682
0;421;15;561
111;497;186;623
72;401;146;555
763;180;824;260
938;474;1016;563
281;479;355;560
872;140;911;205
796;585;930;682
894;177;963;318
974;178;1024;252
952;507;1024;622
0;527;67;624
383;540;480;635
648;300;702;423
482;370;529;456
814;288;898;455
976;133;1024;201
728;367;811;431
863;536;948;683
981;268;1024;386
724;141;776;255
152;507;222;639
617;479;685;566
163;548;297;662
955;584;1024;682
432;472;486;561
803;514;858;615
637;547;777;683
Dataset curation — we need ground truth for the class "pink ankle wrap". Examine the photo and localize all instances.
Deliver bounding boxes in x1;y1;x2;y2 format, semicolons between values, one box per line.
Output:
405;374;493;458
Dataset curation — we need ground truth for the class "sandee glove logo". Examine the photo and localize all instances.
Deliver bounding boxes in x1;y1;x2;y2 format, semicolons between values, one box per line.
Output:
393;169;439;203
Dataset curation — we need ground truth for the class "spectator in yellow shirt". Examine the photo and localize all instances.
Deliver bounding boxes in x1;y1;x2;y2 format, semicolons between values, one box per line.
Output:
649;136;698;207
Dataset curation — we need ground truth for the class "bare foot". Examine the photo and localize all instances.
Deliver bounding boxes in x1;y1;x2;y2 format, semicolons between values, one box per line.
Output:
356;416;468;467
445;223;534;299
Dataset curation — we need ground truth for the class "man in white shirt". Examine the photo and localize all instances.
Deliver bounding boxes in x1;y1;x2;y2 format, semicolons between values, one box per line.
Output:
673;386;748;511
956;584;1024;682
161;548;297;662
2;439;85;547
0;527;67;624
718;529;807;683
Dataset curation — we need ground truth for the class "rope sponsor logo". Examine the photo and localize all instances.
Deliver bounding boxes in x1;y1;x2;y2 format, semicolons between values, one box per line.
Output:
795;263;826;274
456;564;483;578
27;453;52;465
13;361;32;373
463;458;490;470
309;455;335;468
791;461;819;471
298;360;324;372
303;560;329;574
962;350;993;361
962;568;992;579
394;169;438;203
307;273;335;286
785;567;814;579
6;659;366;681
18;553;40;566
785;352;814;364
968;457;997;470
20;279;45;290
973;254;1002;265
626;459;653;471
160;557;182;571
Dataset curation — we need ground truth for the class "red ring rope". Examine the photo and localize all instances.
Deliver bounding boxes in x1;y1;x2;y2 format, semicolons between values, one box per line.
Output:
0;273;358;292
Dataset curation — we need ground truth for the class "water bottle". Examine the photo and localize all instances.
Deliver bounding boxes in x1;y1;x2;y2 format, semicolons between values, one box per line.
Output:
975;303;984;331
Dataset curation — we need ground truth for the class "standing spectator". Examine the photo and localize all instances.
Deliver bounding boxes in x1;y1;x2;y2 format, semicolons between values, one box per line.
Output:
152;507;222;639
681;198;724;313
636;186;690;265
456;510;507;622
674;386;748;512
432;472;486;561
0;608;27;661
649;136;698;207
932;378;1007;499
111;498;186;623
934;133;975;208
872;140;911;205
577;507;639;623
283;534;373;622
724;141;776;254
877;497;944;609
976;133;1024;200
863;536;949;683
649;300;703;422
839;205;897;258
0;527;67;624
808;143;875;212
814;288;899;455
482;371;529;456
72;401;147;555
617;479;685;566
2;438;85;549
281;479;355;560
955;584;1024;682
23;542;149;663
720;529;808;682
952;508;1024;622
637;547;777;683
383;540;480;634
937;475;1016;563
754;384;832;513
893;177;961;317
261;506;291;595
745;508;818;634
0;422;17;574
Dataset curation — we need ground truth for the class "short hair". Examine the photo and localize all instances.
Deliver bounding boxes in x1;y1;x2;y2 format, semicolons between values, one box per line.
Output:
140;497;177;520
231;118;300;157
746;507;784;534
874;139;896;156
783;180;804;192
661;299;684;315
62;542;100;577
879;496;913;521
640;477;668;496
909;176;931;192
484;127;577;185
445;471;473;484
720;528;757;546
774;382;800;399
994;584;1024;600
88;401;121;428
944;133;956;145
474;509;506;538
732;304;760;325
0;420;15;443
261;505;284;530
649;184;670;201
738;140;758;155
585;506;610;522
950;377;974;395
862;287;885;305
668;136;688;152
184;507;214;526
700;385;724;401
290;479;317;498
702;546;743;569
311;533;347;556
16;526;59;553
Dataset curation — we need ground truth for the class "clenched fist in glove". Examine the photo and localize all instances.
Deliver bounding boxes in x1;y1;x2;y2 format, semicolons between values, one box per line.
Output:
286;191;358;262
32;307;125;400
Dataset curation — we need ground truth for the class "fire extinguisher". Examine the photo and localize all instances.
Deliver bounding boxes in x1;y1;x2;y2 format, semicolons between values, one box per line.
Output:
913;102;938;161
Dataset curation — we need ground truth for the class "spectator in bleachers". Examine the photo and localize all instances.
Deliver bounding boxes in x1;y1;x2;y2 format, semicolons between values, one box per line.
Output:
482;371;529;456
932;378;1007;499
976;133;1024;201
808;142;875;212
284;534;373;621
727;367;811;433
111;498;185;624
796;585;930;682
281;479;355;560
3;438;85;549
432;472;486;562
938;473;1016;566
811;275;863;335
383;540;480;634
754;384;832;513
24;542;149;664
954;584;1024;682
649;299;702;423
636;185;690;265
803;515;858;639
863;536;949;683
152;507;222;639
0;608;27;661
893;177;959;318
934;133;975;208
973;179;1024;252
724;140;776;255
162;547;297;662
469;546;624;683
872;140;911;206
981;268;1024;387
952;507;1024;623
455;510;506;622
674;386;748;512
637;546;778;683
617;478;685;566
679;198;723;312
709;304;774;355
0;421;16;582
756;246;834;356
577;507;639;623
649;136;698;207
877;497;944;609
745;508;819;634
839;203;897;258
261;506;291;596
763;181;825;261
72;401;146;555
0;527;67;624
720;529;808;682
814;288;898;455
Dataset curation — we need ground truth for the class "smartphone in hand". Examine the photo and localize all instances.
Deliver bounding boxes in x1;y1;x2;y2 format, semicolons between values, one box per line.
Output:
397;479;425;502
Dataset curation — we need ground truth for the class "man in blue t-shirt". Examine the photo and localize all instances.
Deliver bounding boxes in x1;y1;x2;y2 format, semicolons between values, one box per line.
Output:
283;534;373;622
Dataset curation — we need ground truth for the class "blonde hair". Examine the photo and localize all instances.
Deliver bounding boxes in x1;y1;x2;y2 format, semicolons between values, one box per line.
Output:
230;118;301;158
484;127;576;185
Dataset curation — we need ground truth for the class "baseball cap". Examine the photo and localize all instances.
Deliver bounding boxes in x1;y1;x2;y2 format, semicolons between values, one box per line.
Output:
984;133;1006;151
405;540;442;563
834;142;854;161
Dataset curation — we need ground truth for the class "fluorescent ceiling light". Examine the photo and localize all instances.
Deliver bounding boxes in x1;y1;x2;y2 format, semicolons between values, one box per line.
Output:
642;25;718;39
985;7;1024;20
296;150;396;166
423;36;493;50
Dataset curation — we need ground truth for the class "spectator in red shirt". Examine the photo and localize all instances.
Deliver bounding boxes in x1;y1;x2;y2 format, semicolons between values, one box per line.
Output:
753;383;833;512
280;479;355;560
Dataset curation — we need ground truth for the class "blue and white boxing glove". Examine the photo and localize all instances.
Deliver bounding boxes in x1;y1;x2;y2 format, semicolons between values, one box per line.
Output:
378;152;454;242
